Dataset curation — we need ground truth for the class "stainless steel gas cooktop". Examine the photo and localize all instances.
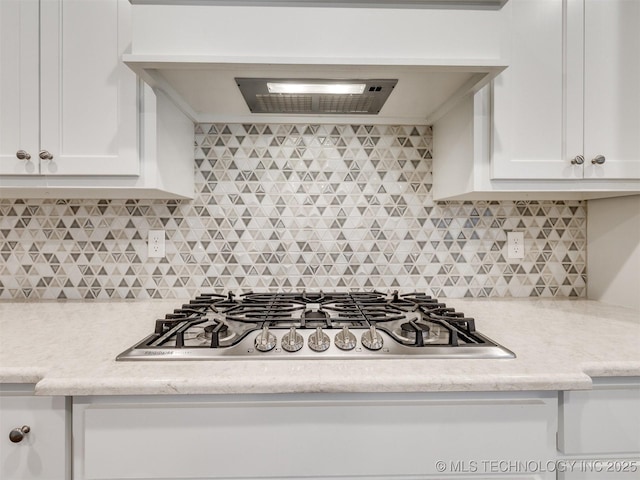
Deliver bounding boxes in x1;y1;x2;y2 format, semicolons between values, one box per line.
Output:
116;291;515;360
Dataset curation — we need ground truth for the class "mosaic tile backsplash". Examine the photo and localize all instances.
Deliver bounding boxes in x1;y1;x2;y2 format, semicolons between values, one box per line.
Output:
0;123;586;300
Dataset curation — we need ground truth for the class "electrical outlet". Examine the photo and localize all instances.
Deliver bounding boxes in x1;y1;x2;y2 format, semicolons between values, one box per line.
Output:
507;232;524;259
148;230;165;258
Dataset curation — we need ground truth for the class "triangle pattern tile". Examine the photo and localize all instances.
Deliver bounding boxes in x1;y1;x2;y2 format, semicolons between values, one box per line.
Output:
0;125;586;299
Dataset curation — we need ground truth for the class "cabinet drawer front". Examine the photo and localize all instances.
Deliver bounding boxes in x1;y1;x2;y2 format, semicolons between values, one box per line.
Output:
76;394;556;480
559;383;640;455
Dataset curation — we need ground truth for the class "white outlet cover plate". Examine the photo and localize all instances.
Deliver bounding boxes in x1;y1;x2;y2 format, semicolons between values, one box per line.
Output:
507;231;524;259
148;230;165;258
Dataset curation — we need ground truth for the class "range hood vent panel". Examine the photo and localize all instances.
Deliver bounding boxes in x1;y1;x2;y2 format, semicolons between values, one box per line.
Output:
237;78;397;115
125;3;509;124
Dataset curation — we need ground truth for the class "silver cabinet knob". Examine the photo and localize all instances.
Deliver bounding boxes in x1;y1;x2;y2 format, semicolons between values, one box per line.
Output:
281;327;303;352
362;325;384;351
9;425;30;443
254;326;276;352
16;150;31;160
571;155;584;165
334;326;357;351
308;327;330;352
39;150;53;160
591;155;606;165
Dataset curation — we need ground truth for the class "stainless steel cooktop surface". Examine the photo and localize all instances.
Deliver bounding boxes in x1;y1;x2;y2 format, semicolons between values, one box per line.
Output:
117;291;515;360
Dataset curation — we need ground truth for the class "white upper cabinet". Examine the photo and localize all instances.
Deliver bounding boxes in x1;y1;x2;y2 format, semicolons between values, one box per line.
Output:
492;0;640;181
433;0;640;200
0;0;139;177
0;0;194;199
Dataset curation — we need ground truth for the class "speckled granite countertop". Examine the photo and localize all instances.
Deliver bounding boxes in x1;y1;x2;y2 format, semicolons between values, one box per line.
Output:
0;298;638;395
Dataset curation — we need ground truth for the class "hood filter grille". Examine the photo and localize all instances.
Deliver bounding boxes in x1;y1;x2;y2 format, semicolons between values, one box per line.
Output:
319;95;375;113
237;78;397;115
256;94;313;113
255;93;376;114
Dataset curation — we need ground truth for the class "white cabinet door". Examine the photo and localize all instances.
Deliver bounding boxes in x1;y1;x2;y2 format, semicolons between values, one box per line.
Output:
0;0;40;176
558;382;640;455
39;0;139;176
0;0;139;178
491;0;573;180
581;0;640;179
557;378;640;480
0;393;69;480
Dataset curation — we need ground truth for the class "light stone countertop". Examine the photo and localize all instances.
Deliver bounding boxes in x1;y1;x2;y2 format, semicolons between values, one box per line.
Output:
0;298;638;396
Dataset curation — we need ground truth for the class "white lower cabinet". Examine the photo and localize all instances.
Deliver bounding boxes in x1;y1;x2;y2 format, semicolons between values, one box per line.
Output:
73;392;557;480
0;384;69;480
557;377;640;480
5;379;636;479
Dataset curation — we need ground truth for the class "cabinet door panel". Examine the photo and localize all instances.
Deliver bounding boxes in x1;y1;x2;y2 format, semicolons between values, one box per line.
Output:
491;0;575;180
40;0;139;176
0;395;68;480
582;0;640;179
0;0;40;176
558;385;640;455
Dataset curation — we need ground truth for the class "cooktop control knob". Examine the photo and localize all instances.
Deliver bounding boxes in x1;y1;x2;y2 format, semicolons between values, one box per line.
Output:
282;327;304;352
334;326;357;351
254;326;276;352
362;325;384;351
308;327;330;352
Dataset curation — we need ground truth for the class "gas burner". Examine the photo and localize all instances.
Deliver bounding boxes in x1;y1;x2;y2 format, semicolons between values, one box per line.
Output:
378;317;449;347
193;322;237;347
399;321;430;346
117;291;515;360
301;309;330;324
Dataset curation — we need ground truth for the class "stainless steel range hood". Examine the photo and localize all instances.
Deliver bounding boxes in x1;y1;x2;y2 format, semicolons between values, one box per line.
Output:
235;78;398;114
124;1;509;124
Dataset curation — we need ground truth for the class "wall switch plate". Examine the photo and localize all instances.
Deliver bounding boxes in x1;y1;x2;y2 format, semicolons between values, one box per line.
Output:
507;231;524;259
148;230;165;258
